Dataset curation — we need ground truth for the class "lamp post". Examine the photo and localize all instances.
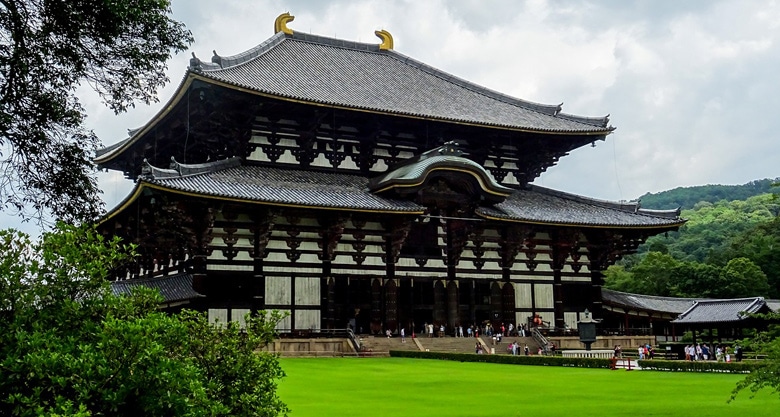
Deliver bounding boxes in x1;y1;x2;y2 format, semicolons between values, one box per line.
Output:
577;309;598;351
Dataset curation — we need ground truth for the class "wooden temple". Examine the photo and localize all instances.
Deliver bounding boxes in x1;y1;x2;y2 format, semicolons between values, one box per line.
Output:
96;14;685;335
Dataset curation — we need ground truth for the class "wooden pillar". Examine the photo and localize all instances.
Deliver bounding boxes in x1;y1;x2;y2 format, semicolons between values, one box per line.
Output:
551;243;566;330
385;279;398;332
447;280;459;329
371;278;382;335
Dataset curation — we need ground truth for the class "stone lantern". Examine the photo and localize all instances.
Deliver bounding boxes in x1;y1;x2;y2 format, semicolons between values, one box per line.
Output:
577;309;598;351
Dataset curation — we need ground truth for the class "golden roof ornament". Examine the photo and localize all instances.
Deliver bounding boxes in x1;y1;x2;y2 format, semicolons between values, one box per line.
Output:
274;12;295;35
375;29;393;50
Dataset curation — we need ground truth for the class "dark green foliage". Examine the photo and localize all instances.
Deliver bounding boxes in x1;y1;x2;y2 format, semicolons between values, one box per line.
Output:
637;179;780;210
0;224;288;417
732;313;780;400
0;0;193;224
390;350;614;368
638;359;757;373
608;190;779;298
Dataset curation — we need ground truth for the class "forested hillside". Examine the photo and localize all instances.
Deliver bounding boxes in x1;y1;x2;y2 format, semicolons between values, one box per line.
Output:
636;178;779;210
605;186;780;300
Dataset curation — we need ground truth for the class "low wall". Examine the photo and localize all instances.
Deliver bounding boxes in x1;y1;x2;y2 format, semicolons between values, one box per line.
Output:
547;335;655;350
264;338;355;357
561;350;613;359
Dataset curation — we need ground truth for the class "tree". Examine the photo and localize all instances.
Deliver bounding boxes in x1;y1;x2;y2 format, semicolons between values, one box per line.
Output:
627;252;681;296
720;257;770;298
0;224;288;417
674;261;723;298
732;312;780;401
0;0;193;224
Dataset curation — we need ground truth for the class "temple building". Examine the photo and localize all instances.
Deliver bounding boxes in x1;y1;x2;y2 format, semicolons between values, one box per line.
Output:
96;14;685;335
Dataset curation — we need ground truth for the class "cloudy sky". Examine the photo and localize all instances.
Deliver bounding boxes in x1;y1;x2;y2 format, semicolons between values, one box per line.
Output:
6;0;780;235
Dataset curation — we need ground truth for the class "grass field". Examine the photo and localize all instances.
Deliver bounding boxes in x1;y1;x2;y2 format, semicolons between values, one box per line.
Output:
278;357;778;417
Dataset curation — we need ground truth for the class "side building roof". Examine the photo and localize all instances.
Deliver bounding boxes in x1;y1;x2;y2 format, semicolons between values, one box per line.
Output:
672;298;770;324
601;288;696;315
111;273;202;305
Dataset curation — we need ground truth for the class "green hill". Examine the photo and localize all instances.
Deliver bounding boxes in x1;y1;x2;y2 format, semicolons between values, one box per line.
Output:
636;178;779;210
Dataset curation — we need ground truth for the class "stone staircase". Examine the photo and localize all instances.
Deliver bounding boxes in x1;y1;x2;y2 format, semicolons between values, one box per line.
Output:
357;334;540;356
356;334;421;356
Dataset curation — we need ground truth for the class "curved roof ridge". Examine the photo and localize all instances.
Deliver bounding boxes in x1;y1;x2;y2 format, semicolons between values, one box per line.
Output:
692;296;765;304
200;30;584;118
140;156;242;180
528;184;640;211
368;143;512;201
636;207;682;219
557;112;612;129
383;49;562;116
197;32;287;71
528;185;683;218
602;288;696;302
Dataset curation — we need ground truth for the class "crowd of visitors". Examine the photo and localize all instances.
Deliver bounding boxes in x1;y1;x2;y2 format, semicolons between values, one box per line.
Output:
384;321;745;364
683;343;742;362
412;321;529;339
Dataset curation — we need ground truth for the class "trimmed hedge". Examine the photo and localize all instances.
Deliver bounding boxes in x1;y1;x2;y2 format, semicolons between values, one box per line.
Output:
390;351;762;374
389;350;612;369
637;359;759;373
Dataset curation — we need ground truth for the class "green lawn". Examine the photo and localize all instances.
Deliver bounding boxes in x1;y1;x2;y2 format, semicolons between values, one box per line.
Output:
278;357;777;417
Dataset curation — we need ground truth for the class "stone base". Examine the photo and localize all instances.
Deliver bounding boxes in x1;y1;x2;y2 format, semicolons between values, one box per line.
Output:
561;349;614;358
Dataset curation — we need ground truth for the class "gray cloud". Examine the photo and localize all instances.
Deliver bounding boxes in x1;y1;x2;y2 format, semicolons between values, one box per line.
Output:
3;0;778;235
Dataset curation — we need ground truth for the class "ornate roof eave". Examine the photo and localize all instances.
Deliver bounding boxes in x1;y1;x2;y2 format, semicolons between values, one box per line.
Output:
95;69;614;170
189;73;616;136
370;166;511;197
474;211;687;230
368;142;512;202
473;185;687;230
95;73;198;166
100;182;426;226
189;74;616;136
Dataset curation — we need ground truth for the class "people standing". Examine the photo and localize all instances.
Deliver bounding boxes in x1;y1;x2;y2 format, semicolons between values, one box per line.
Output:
400;327;406;343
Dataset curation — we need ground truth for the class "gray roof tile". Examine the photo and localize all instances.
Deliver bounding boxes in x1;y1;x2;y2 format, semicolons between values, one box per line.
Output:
672;298;769;324
134;159;683;227
197;32;611;133
477;185;684;227
602;289;696;314
148;164;424;213
111;273;201;303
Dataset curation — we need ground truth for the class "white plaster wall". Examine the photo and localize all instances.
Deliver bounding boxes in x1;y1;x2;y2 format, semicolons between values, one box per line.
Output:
295;310;321;331
265;276;291;305
514;283;533;309
295;277;320;306
534;284;554;309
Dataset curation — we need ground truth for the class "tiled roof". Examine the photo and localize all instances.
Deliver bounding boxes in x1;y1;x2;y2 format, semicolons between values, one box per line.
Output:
672;298;769;324
767;299;780;313
111;273;201;303
144;163;424;213
193;31;612;134
120;158;683;228
602;289;696;314
477;185;685;228
368;143;512;201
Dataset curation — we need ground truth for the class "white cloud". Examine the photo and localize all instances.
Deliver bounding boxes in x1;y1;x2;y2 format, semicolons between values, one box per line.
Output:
6;0;780;235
